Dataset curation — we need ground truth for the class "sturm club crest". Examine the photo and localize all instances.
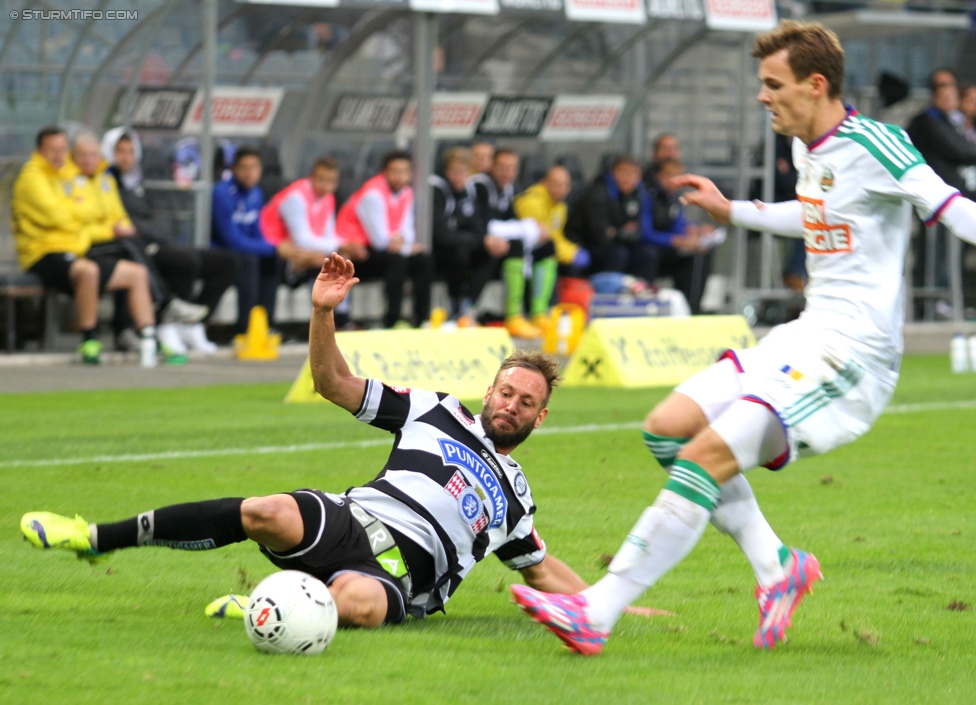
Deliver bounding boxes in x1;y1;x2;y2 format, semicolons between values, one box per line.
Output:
457;487;482;524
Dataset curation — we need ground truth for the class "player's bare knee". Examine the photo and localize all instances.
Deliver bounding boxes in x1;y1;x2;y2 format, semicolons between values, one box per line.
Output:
331;575;387;628
241;495;299;536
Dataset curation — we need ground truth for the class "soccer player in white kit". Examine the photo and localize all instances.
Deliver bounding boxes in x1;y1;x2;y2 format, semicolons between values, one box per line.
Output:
512;20;976;655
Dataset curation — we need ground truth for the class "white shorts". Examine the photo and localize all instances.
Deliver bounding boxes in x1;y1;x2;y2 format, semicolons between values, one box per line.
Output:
674;319;898;469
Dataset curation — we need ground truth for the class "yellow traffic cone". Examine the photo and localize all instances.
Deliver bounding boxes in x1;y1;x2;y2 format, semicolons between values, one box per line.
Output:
542;303;587;356
234;306;281;361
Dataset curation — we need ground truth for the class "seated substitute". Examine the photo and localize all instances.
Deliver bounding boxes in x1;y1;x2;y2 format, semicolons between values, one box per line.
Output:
335;150;433;329
429;148;508;326
260;156;365;284
514;165;579;330
11;126;157;366
564;155;657;284
645;158;717;315
107;129;237;355
19;253;659;629
211;147;318;334
69;132;210;363
469;148;555;339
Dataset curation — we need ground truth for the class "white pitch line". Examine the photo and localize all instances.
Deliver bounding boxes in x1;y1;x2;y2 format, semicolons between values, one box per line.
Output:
2;399;974;469
0;421;643;469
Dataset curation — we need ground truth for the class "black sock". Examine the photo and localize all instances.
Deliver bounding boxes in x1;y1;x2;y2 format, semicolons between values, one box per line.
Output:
93;498;246;552
81;328;97;342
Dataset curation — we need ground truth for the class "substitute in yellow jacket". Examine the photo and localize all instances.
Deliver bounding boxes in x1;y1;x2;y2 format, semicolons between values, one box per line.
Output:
60;132;159;365
514;165;583;330
11;127;156;365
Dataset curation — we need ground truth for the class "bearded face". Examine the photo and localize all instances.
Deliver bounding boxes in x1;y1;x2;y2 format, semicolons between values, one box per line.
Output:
480;404;537;450
479;367;549;452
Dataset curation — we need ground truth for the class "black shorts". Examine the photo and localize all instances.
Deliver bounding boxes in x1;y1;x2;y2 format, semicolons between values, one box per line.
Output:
28;252;120;295
258;489;408;625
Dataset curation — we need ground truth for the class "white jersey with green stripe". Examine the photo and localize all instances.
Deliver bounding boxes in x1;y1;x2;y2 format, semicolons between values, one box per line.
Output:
791;108;959;372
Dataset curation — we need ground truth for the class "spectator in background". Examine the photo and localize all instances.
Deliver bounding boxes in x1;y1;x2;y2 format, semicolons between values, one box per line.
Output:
429;148;507;326
11;126;157;366
643;133;681;185
645;158;715;314
907;69;976;317
335;150;433;328
653;133;680;161
212;147;314;334
106;129;237;356
514;165;578;330
471;141;495;175
470;148;553;339
565;155;656;284
69;132;208;363
962;84;976;142
261;156;365;281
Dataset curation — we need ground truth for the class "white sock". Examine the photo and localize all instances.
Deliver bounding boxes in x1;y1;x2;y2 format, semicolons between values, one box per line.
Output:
711;474;787;587
582;489;711;633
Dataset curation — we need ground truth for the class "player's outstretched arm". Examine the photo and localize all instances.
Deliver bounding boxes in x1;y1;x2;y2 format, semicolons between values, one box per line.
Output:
518;554;674;617
519;554;589;594
940;195;976;246
309;253;366;413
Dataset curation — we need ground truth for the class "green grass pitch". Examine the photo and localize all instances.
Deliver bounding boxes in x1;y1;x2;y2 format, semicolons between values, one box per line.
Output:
1;355;973;704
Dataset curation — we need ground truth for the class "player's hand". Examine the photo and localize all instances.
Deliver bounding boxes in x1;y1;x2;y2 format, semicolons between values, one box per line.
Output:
311;253;359;312
114;222;136;237
673;174;731;224
671;232;701;254
536;222;551;243
388;234;405;252
484;235;509;258
338;242;369;261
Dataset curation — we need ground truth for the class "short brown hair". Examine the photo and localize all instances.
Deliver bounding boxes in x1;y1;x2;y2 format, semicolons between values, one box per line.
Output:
494;349;562;407
493;147;519;163
312;156;338;172
752;20;845;100
442;147;472;170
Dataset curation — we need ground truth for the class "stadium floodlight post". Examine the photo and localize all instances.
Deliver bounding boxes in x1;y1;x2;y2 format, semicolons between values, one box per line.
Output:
195;0;217;249
412;11;438;251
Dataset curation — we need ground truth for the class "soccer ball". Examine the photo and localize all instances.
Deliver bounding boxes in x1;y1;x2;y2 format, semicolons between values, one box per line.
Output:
245;571;339;655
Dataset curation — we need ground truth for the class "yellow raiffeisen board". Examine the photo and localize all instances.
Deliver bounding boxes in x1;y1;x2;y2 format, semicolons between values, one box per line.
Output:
285;328;515;403
563;316;756;388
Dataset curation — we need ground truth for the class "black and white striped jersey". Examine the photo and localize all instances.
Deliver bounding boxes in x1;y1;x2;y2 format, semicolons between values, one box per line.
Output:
344;379;546;618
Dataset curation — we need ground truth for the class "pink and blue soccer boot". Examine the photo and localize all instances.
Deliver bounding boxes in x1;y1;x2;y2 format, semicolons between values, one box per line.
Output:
754;547;823;649
511;584;608;656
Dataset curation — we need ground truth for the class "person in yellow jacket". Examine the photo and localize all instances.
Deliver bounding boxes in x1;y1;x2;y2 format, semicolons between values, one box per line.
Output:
12;127;157;366
68;132;212;363
514;165;581;331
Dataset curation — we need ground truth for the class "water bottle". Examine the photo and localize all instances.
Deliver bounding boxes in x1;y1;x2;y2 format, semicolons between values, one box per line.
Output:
969;336;976;372
556;311;573;355
140;328;158;369
950;333;968;373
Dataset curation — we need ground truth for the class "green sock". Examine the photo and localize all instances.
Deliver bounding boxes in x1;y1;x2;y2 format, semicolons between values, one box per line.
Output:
502;257;526;318
530;257;558;317
642;430;690;469
664;459;721;511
